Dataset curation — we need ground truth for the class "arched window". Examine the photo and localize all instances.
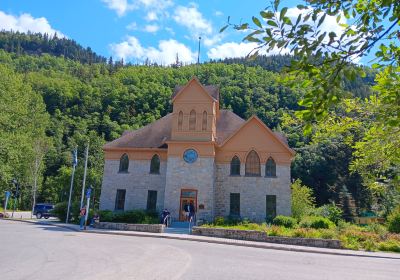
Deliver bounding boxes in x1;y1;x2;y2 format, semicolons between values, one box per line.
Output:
178;111;183;131
119;153;129;173
202;111;207;131
189;110;196;130
230;156;241;176
265;157;276;177
150;154;160;174
245;150;260;176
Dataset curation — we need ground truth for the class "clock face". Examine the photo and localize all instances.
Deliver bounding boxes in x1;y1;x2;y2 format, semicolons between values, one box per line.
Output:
183;149;198;163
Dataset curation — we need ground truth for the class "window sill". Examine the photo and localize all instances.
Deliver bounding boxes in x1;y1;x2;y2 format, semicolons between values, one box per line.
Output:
244;175;261;177
149;172;160;175
229;174;241;177
118;171;129;174
265;176;277;178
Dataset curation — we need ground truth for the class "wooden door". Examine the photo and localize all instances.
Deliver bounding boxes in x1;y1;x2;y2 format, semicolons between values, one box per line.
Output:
179;189;197;221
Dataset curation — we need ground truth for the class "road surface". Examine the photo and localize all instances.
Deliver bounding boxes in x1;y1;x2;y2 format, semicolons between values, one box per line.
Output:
0;220;398;280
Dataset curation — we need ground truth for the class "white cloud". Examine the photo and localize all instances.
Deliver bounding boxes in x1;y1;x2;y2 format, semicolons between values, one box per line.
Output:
101;0;134;17
207;42;289;60
143;24;159;33
126;22;138;30
203;34;222;47
0;11;65;37
110;36;196;64
215;11;223;17
145;11;158;21
173;3;212;34
102;0;173;17
165;27;175;35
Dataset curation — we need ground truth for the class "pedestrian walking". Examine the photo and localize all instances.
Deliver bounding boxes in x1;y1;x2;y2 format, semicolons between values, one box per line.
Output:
79;206;86;230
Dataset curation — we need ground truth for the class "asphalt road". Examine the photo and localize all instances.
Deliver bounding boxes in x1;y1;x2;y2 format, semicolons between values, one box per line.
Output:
0;220;399;280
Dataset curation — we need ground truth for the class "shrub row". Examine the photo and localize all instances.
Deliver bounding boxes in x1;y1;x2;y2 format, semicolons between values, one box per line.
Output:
272;215;335;229
98;209;159;224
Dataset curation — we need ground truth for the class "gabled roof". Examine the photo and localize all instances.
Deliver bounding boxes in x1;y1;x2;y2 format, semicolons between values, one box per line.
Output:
171;77;219;102
219;115;295;156
104;111;292;152
104;114;173;149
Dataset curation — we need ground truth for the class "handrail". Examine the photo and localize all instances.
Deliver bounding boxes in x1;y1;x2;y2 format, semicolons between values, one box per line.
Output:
188;213;196;234
162;214;171;227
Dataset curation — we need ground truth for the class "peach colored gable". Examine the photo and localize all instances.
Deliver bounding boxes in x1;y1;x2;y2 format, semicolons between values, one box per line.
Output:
215;116;294;165
172;78;215;104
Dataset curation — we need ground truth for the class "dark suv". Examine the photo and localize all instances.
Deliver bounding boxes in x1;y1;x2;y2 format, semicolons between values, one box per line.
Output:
33;204;54;219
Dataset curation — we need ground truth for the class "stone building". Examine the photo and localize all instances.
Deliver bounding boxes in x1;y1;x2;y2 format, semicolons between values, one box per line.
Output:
99;77;295;222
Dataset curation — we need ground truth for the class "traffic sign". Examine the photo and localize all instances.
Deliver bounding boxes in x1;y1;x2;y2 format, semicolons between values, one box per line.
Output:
5;191;10;199
86;187;92;198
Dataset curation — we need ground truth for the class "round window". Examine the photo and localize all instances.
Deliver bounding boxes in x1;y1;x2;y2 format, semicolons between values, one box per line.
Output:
183;149;198;163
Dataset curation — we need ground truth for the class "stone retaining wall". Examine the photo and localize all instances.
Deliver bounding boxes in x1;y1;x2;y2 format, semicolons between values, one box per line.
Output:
192;227;341;249
94;222;164;233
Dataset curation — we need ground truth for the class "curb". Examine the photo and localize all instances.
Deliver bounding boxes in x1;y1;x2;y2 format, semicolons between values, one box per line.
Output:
3;218;399;259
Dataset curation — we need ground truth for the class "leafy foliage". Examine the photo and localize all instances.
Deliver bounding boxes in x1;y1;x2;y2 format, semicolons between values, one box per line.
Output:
387;206;400;234
291;179;316;219
0;31;107;64
299;216;335;229
98;210;159;224
272;215;297;228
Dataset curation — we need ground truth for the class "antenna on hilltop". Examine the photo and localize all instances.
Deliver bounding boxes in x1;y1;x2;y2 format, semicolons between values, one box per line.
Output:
197;36;201;76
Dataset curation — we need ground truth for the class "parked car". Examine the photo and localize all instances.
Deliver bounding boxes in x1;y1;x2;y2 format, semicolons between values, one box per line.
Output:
33;204;54;219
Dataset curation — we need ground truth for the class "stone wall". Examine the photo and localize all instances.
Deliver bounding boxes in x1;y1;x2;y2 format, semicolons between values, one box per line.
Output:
164;156;215;222
215;163;291;222
99;159;167;211
94;222;164;233
192;227;341;249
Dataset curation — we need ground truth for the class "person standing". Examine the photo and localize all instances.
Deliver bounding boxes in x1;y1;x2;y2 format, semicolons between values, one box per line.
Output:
188;202;195;222
79;206;86;230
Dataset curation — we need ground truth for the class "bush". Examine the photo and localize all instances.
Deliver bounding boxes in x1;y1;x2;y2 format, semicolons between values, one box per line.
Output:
214;216;225;226
98;209;159;224
314;203;343;224
272;215;297;228
291;179;316;220
52;201;80;222
300;216;335;229
387;207;400;233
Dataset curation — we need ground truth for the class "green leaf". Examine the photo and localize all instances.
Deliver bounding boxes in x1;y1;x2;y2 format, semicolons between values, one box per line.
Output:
317;14;326;28
280;7;288;21
219;25;228;33
260;11;274;19
267;20;278;27
252;16;262;28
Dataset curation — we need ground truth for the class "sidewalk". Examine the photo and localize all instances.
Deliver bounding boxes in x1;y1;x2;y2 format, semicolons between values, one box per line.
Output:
3;218;400;259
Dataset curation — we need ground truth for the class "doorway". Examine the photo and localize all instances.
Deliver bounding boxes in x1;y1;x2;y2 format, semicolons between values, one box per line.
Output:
179;189;197;221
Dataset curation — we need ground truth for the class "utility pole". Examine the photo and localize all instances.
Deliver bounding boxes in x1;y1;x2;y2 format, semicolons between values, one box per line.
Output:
84;186;92;230
80;142;89;209
66;148;78;224
196;36;201;76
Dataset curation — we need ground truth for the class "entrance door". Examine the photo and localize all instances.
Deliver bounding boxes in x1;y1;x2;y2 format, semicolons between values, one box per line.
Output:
179;189;197;221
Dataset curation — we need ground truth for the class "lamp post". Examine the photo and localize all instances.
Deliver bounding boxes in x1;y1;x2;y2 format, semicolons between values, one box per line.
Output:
66;148;78;224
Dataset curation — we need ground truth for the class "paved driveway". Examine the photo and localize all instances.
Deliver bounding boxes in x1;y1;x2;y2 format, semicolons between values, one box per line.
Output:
0;220;398;280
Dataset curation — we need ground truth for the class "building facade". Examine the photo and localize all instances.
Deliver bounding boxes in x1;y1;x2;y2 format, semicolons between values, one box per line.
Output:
99;78;295;222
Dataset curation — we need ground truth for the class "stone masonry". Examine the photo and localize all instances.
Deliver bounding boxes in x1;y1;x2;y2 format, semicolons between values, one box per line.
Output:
164;156;215;222
215;163;291;222
100;159;167;212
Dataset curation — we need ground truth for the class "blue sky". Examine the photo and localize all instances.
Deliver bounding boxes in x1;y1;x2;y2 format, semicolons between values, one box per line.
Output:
0;0;372;65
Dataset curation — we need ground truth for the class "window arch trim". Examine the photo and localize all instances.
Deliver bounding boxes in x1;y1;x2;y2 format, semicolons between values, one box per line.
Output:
230;155;241;176
119;153;129;173
202;110;207;131
150;154;161;174
265;156;277;177
178;111;183;131
245;150;261;177
189;109;196;131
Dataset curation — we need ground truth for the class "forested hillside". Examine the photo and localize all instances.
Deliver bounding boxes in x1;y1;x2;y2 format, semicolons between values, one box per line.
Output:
0;38;387;218
0;31;107;64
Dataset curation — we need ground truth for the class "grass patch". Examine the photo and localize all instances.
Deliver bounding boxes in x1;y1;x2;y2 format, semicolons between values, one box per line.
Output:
201;220;400;253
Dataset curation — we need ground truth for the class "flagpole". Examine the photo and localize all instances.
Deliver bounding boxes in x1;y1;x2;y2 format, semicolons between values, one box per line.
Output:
80;142;89;209
66;148;78;224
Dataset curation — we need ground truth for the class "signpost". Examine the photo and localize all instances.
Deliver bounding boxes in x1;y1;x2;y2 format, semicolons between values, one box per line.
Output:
66;148;78;224
4;191;10;216
84;186;92;230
